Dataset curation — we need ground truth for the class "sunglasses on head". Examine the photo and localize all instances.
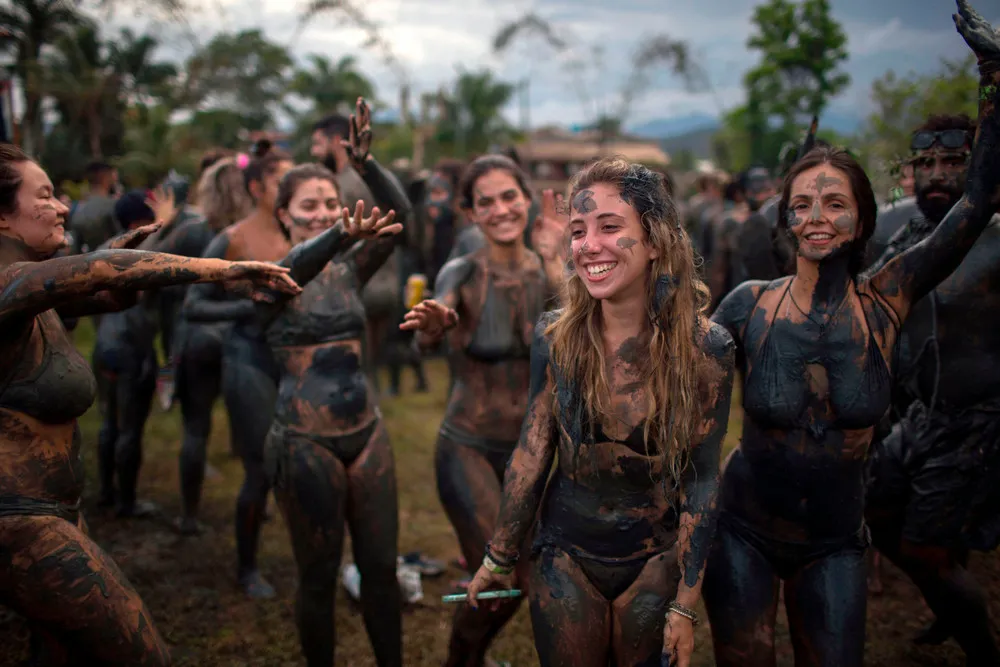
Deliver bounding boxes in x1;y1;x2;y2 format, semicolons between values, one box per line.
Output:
911;129;970;151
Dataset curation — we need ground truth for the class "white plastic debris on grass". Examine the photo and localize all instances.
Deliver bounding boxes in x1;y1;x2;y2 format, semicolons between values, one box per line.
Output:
341;563;424;604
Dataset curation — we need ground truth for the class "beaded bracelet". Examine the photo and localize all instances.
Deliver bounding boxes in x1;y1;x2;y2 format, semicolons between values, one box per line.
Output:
666;600;699;626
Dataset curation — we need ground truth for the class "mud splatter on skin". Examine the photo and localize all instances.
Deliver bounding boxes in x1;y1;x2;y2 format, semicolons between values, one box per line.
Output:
411;240;556;663
813;172;842;193
572;189;597;214
708;56;1000;658
251;156;408;665
487;313;734;663
617;236;639;254
832;213;857;235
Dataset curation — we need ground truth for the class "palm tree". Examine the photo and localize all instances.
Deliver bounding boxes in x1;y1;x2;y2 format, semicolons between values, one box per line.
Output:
0;0;85;152
289;54;375;116
40;23;119;157
107;28;178;108
437;69;515;157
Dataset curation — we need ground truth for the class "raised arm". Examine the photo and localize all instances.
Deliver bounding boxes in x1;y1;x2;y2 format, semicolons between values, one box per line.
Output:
465;313;559;606
709;279;768;373
531;189;570;301
870;1;1000;316
0;247;295;327
664;323;735;663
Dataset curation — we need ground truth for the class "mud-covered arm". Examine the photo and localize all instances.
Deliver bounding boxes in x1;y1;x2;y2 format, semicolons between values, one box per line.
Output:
870;17;1000;317
674;324;735;609
181;233;255;323
0;248;251;327
342;157;412;287
55;290;140;318
413;256;473;352
710;279;767;374
488;316;559;558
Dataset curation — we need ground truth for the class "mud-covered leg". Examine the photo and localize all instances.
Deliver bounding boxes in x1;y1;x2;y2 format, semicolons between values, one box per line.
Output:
273;436;348;667
345;421;402;667
611;548;678;666
527;547;610;667
177;347;222;533
436;436;524;667
115;349;157;518
224;355;277;597
0;516;171;666
783;542;867;667
702;520;781;667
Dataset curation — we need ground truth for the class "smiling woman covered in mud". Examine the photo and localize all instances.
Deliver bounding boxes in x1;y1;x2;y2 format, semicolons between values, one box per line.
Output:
0;143;299;665
400;153;567;667
703;3;1000;665
462;157;735;667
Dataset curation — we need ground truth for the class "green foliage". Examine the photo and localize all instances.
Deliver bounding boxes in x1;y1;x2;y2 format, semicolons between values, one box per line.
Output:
289;54;376;116
433;69;516;158
857;55;978;192
714;0;850;171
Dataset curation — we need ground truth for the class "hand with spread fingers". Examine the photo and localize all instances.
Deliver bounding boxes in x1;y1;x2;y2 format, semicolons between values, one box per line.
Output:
222;262;301;302
399;299;458;343
342;96;373;173
954;0;1000;63
341;200;403;240
532;189;569;263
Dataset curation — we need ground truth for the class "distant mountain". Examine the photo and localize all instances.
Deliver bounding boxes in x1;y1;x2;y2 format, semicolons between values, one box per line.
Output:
629;113;720;139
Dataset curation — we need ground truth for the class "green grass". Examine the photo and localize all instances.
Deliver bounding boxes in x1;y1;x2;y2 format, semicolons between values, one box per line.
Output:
3;319;993;666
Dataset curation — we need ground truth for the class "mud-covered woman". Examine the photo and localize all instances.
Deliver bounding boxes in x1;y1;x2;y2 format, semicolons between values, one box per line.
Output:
254;98;408;667
458;158;734;667
703;5;1000;664
399;154;568;667
170;156;254;534
181;141;294;597
0;143;299;665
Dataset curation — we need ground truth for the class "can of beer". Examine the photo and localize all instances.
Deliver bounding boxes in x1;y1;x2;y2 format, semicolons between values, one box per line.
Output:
406;274;427;309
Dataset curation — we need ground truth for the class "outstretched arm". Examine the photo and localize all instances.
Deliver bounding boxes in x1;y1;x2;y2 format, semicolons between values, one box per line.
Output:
870;1;1000;318
182;233;258;323
1;248;295;326
400;255;472;353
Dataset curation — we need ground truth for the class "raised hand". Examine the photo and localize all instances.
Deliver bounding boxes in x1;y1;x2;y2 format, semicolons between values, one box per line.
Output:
399;299;458;340
531;189;569;263
954;0;1000;63
145;186;179;226
341;200;403;239
107;222;163;250
342;97;373;172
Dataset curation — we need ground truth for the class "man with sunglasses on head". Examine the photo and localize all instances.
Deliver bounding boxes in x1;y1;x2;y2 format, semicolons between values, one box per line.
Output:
864;114;1000;666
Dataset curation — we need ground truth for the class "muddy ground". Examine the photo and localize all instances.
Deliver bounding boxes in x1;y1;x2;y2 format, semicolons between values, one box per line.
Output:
0;321;997;665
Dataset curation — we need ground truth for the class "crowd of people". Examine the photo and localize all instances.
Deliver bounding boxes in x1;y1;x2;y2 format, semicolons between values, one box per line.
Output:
0;2;998;666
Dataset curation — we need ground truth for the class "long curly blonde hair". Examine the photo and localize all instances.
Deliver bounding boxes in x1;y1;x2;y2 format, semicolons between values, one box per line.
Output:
197;157;253;232
547;157;716;483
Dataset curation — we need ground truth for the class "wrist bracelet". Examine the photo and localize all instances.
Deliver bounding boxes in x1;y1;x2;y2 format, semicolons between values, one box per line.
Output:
666;601;699;626
485;543;518;568
483;554;514;576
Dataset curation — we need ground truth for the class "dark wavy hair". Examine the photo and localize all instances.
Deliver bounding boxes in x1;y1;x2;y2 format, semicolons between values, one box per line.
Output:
243;138;292;196
457;154;533;210
0;143;32;216
777;146;877;277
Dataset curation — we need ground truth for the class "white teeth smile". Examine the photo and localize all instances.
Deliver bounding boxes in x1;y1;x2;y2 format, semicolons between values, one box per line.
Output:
806;233;834;240
586;262;617;276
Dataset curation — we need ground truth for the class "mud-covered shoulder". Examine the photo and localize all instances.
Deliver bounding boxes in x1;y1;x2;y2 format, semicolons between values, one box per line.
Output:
711;277;783;341
528;309;561;401
432;253;478;301
699;319;736;370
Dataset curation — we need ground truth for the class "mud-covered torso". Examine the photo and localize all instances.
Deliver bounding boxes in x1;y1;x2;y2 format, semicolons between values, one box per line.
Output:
723;277;898;543
0;310;95;503
441;249;551;444
534;318;679;562
891;217;1000;412
267;260;373;436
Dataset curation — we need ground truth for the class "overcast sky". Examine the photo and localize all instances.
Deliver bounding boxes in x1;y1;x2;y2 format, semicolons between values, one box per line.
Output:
116;0;996;128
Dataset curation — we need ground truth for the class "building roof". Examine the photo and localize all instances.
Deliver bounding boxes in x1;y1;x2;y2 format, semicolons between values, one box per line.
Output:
516;128;670;166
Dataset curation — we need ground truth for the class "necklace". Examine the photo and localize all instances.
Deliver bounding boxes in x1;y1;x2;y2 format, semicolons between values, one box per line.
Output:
787;278;848;336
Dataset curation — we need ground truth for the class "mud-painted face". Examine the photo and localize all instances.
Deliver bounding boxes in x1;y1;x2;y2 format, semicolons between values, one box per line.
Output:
278;178;342;245
569;182;658;303
913;147;968;223
786;165;859;263
467;169;530;246
0;161;70;255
